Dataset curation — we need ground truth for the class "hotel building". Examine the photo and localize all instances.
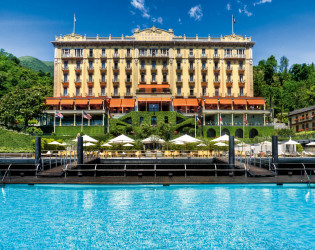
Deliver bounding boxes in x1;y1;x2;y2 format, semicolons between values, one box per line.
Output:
45;26;271;137
288;105;315;133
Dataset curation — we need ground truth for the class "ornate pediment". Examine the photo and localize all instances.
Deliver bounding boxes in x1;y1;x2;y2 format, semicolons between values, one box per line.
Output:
129;26;176;41
56;33;84;41
222;34;251;42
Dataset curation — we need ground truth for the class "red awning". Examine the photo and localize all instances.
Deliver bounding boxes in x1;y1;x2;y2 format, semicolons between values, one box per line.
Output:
138;84;170;89
75;99;89;105
219;99;233;105
121;99;135;108
89;99;103;105
110;99;122;108
234;99;247;105
247;99;265;105
46;99;60;106
186;99;198;106
173;99;187;106
60;99;74;105
205;99;218;105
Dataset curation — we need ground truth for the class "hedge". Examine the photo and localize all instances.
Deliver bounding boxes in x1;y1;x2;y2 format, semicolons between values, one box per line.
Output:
55;126;106;136
203;126;274;138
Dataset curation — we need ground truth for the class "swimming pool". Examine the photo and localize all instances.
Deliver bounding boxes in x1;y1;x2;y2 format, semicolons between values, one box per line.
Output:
0;184;314;249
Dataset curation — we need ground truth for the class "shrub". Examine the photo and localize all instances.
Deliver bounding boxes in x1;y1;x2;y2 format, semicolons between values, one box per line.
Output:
25;127;43;136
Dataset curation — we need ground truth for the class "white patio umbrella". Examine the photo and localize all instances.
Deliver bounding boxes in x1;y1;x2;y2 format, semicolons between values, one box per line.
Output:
170;134;202;143
197;143;207;147
72;135;98;143
174;141;185;145
84;142;95;147
260;141;272;152
284;137;300;153
60;142;67;146
211;134;240;143
123;143;134;147
306;142;315;146
108;134;135;144
48;141;61;145
214;142;228;147
101;143;112;147
142;135;165;144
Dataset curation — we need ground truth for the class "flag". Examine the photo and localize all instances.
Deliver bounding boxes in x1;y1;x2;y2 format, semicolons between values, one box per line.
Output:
108;113;112;120
74;14;76;23
244;115;247;125
83;111;92;119
220;117;223;125
195;115;201;124
55;112;63;119
233;15;236;23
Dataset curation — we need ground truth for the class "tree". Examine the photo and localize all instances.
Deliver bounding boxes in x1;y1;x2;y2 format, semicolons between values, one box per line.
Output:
0;86;48;128
279;56;289;73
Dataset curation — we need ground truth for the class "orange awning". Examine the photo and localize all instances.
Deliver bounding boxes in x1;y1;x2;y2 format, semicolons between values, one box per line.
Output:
186;99;198;106
173;99;187;106
60;99;74;105
247;99;265;105
233;99;247;105
219;99;233;105
205;99;218;105
137;98;171;102
121;99;135;108
46;99;60;106
75;99;89;105
110;99;122;108
89;99;103;105
138;84;170;89
137;98;147;102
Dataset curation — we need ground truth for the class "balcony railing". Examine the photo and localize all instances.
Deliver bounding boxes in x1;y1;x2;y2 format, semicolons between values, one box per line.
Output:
213;66;220;71
75;66;82;71
112;92;120;97
86;92;95;97
61;54;83;58
100;53;107;58
113;53;120;58
124;92;132;96
62;66;69;71
87;79;94;83
201;54;207;58
188;54;195;58
176;53;182;58
139;53;169;57
125;53;132;58
213;54;219;58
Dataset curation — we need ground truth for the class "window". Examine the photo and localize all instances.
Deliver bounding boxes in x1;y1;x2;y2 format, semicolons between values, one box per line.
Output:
114;74;118;82
237;49;245;56
63;87;68;96
214;61;219;70
101;48;106;56
164;116;168;123
161;48;168;56
202;48;206;55
88;74;93;82
126;86;131;95
141;74;145;82
190;74;194;82
227;74;231;82
227;61;231;70
177;86;182;96
151;116;157;125
239;87;244;97
76;74;80;82
114;86;118;96
202;86;207;96
163;74;167;82
101;73;106;82
150;48;158;56
62;48;70;56
126;74;131;82
101;86;105;96
239;61;243;70
114;61;118;69
239;74;244;83
214;48;218;57
63;74;68;82
189;86;194;96
202;61;206;69
114;48;118;56
227;87;232;96
140;117;144;124
215;87;219;96
63;61;68;69
177;74;181;82
89;48;93;57
76;87;80;96
215;74;219;82
189;61;194;69
152;74;156;82
76;61;81;69
126;48;131;56
177;48;181;55
202;74;206;82
89;61;93;69
126;60;131;69
225;49;232;56
75;48;82;57
163;61;167;69
140;60;145;69
177;62;181;69
139;48;146;56
189;48;193;56
152;60;156;69
101;60;106;69
88;87;93;96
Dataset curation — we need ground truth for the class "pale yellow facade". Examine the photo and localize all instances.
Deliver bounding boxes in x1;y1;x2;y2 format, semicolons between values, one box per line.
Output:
52;26;255;99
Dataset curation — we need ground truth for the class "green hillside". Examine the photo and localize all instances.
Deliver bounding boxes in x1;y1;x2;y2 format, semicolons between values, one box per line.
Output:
19;56;54;76
0;128;34;152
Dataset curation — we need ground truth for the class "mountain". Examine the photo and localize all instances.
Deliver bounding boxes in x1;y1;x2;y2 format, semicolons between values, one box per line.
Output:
19;56;54;76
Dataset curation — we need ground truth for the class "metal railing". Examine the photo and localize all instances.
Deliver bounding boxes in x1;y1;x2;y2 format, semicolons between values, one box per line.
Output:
1;164;11;186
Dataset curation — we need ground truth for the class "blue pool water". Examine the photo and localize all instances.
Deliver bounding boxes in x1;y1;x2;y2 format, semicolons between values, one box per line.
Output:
0;184;314;249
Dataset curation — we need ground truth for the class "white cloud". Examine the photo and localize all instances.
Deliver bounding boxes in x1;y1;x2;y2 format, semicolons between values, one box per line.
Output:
152;17;163;24
238;5;253;17
254;0;272;6
130;0;150;18
178;18;182;24
227;3;231;11
188;5;203;21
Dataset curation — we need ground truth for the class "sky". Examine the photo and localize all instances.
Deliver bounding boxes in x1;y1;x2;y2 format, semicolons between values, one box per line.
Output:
0;0;315;66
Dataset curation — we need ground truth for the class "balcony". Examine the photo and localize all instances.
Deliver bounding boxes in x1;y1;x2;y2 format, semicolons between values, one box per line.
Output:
188;53;195;58
87;79;94;86
74;80;81;86
214;80;220;87
201;66;207;73
124;92;132;97
176;79;183;84
224;54;246;59
125;67;132;73
176;66;182;73
213;54;220;58
99;79;106;85
100;66;107;73
238;67;245;73
88;54;94;58
86;92;95;97
162;67;168;73
112;66;119;73
201;53;207;58
213;92;222;97
62;66;69;72
189;66;195;73
87;66;94;73
226;79;233;87
189;80;195;85
61;53;83;59
62;80;69;86
112;79;119;84
125;53;132;58
112;92;120;97
238;80;245;87
151;67;157;73
125;79;132;85
139;53;169;58
75;67;82;73
225;93;233;97
176;53;182;58
213;66;220;73
138;53;147;58
201;79;208;86
238;93;247;97
140;67;146;73
100;53;107;59
113;53;120;59
226;67;232;74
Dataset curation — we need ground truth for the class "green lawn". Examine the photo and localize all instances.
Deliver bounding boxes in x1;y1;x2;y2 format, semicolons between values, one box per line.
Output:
0;128;34;152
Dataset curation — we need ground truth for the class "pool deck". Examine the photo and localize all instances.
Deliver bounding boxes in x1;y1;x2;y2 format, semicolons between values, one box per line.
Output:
3;175;314;185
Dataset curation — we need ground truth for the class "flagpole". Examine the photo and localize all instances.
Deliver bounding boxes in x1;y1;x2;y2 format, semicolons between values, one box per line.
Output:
220;113;221;136
54;110;56;133
73;13;76;34
243;115;245;139
107;109;110;133
81;110;83;133
195;113;197;138
232;15;234;34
